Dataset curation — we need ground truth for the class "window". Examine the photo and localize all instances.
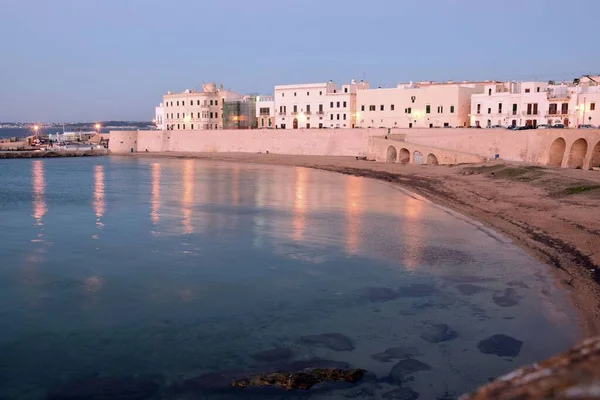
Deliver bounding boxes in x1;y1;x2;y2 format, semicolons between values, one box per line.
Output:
343;114;346;120
197;100;200;105
477;104;481;114
319;91;322;95
450;105;455;113
259;107;270;116
438;106;443;113
591;103;596;111
183;124;185;129
307;91;310;96
426;105;431;114
361;105;365;111
177;101;179;106
306;105;311;113
380;105;384;111
281;124;286;128
177;124;180;129
330;102;334;108
330;114;334;120
177;113;180;118
409;122;413;128
405;107;412;114
537;87;540;92
182;101;185;106
561;103;568;114
210;100;213;106
293;105;298;113
498;103;503;113
343;101;347;107
337;102;340;108
525;88;531;93
319;104;324;113
369;105;376;111
344;88;348;93
512;103;517;115
487;108;491;114
337;114;340;120
215;112;218;118
533;103;539;115
210;112;213;118
488;89;492;96
294;92;297;96
282;93;285;97
391;105;395;111
526;104;532;115
198;112;201;118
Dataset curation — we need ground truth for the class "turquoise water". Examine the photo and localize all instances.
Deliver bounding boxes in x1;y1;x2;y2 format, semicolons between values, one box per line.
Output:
0;157;578;399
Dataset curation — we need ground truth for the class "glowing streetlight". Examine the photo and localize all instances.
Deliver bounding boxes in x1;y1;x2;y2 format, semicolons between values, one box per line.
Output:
95;123;101;133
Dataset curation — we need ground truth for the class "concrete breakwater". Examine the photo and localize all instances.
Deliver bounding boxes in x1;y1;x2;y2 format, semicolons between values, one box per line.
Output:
0;150;108;159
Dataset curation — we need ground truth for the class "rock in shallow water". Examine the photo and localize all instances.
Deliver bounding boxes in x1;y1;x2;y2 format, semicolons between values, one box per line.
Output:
456;283;486;296
492;288;520;307
372;346;422;362
252;347;293;362
477;334;523;358
300;333;354;351
366;287;399;302
46;376;161;400
389;359;432;383
232;368;365;391
420;324;458;343
382;387;421;400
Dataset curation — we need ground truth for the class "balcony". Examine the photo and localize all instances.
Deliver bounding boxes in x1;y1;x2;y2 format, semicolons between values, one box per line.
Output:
547;92;571;101
546;110;569;118
522;111;539;116
305;111;312;115
316;111;324;115
278;112;287;116
291;112;299;116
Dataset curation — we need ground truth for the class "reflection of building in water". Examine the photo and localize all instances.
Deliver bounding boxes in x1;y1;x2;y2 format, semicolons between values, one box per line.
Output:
32;160;46;229
93;165;105;234
293;167;308;241
400;196;425;271
231;164;240;206
345;176;364;255
151;163;161;225
182;160;195;234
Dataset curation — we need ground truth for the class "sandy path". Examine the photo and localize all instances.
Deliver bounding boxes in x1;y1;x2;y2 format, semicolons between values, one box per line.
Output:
126;152;600;337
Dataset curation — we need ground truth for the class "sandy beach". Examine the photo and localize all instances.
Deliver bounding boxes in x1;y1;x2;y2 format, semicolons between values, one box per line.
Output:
128;152;600;337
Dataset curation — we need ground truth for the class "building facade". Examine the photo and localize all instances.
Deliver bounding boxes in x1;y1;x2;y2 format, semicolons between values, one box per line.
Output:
274;80;369;129
222;96;257;129
162;83;242;130
356;81;485;129
154;103;165;130
256;95;275;128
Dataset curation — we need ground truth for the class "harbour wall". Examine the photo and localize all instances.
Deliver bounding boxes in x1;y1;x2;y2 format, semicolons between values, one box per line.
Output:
108;128;600;169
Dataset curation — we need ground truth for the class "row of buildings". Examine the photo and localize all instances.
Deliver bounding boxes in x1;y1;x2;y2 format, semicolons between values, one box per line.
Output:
154;75;600;131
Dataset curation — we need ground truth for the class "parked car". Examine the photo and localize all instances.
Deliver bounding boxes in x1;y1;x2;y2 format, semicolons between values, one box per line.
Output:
507;125;518;130
537;124;550;129
552;124;566;129
578;124;597;129
489;124;505;129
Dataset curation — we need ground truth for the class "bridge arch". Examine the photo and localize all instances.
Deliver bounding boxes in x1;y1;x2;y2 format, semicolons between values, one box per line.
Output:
547;138;566;167
386;146;397;162
399;148;410;164
567;138;588;169
413;150;425;165
427;153;439;165
590;141;600;169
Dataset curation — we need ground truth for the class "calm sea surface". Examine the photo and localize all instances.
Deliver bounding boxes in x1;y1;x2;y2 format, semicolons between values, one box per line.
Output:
0;157;578;399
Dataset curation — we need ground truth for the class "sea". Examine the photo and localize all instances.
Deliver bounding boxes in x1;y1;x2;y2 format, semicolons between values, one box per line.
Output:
0;156;579;399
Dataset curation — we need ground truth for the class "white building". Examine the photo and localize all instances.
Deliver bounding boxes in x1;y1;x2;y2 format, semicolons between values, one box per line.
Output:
274;80;369;129
163;83;243;130
356;81;487;129
154;103;165;130
256;95;275;128
470;77;600;128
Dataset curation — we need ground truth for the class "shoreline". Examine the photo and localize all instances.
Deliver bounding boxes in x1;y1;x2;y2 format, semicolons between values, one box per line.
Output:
124;151;600;337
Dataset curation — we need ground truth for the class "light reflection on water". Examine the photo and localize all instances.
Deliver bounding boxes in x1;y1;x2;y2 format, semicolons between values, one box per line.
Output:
0;157;580;399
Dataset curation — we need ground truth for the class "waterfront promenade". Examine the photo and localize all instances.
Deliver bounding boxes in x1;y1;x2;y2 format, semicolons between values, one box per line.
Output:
127;151;600;338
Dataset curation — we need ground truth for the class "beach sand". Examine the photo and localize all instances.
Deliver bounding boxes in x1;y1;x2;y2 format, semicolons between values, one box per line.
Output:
127;152;600;337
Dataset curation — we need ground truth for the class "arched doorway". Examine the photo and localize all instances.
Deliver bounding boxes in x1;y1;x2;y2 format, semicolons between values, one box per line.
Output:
427;153;439;165
399;148;410;164
386;146;397;162
413;150;425;165
293;118;298;129
591;141;600;169
547;138;566;166
567;138;588;169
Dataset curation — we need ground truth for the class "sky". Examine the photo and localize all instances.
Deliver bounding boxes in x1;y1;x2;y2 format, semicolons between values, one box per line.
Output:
1;0;599;123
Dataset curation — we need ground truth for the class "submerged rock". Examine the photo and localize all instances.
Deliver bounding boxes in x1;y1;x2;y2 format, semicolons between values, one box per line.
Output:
383;387;421;400
492;288;520;307
252;347;293;363
372;346;422;362
397;283;437;297
477;334;523;358
231;368;365;391
456;283;486;296
300;333;354;351
389;359;432;383
420;324;458;343
366;287;399;302
46;376;161;400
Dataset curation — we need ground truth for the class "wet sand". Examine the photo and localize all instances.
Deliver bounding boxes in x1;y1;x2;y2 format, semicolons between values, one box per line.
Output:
127;152;600;337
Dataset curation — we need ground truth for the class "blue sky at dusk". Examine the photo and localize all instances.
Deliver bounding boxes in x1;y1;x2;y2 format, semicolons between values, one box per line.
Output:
1;0;599;122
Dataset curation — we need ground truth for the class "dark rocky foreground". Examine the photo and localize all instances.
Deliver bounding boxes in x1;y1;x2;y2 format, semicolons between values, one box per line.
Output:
0;150;108;158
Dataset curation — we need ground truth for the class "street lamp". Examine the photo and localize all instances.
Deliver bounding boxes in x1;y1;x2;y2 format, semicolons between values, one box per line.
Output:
95;123;101;133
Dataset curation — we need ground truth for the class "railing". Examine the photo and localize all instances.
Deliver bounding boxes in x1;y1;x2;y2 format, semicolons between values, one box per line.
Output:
545;111;569;117
291;112;299;115
522;111;539;116
305;111;312;115
316;111;324;115
278;112;286;116
547;93;571;100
